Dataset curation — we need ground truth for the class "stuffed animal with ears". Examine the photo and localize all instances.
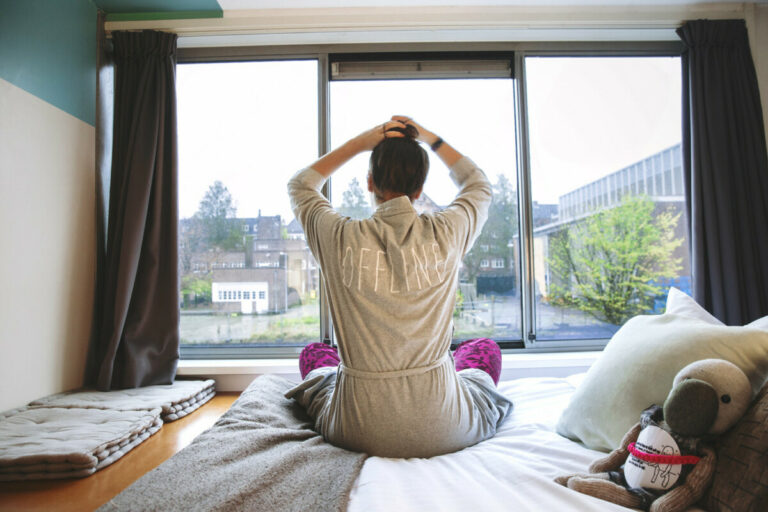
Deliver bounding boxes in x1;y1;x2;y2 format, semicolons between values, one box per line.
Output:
556;359;753;512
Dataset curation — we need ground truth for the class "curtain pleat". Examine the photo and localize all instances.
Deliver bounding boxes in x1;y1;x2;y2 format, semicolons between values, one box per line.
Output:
678;19;768;325
89;30;179;390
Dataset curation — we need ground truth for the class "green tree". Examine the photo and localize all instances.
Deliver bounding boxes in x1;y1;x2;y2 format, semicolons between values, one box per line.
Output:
181;275;212;307
338;177;372;219
179;180;243;280
547;195;683;325
463;174;518;285
195;180;243;250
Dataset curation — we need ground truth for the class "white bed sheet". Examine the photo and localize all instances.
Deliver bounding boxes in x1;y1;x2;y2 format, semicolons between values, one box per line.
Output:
348;374;633;512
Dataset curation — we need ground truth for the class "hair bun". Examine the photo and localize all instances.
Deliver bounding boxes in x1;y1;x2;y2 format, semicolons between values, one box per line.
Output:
403;123;419;139
388;124;419;140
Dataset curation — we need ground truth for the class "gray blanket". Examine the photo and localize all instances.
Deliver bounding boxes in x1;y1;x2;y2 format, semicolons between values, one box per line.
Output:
99;375;368;512
0;407;162;481
0;379;215;481
30;379;216;421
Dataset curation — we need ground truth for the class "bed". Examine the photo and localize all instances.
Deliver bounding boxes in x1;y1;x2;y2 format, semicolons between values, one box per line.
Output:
102;289;768;511
99;372;638;512
347;373;634;512
347;289;768;512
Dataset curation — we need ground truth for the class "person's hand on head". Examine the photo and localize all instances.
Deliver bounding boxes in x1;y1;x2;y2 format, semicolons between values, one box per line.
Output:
391;115;461;166
390;116;440;146
353;119;407;152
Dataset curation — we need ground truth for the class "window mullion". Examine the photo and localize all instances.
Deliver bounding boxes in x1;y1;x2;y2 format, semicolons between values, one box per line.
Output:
514;51;537;348
318;53;334;345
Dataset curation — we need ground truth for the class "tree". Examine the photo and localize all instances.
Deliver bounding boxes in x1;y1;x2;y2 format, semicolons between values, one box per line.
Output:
463;174;518;285
547;195;683;325
338;177;372;219
195;180;243;250
181;274;212;306
178;180;243;289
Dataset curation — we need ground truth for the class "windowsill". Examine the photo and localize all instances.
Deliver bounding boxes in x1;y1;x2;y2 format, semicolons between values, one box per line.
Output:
177;351;601;391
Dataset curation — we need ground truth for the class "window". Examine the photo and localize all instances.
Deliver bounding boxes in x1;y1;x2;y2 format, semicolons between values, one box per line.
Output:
177;43;686;358
525;56;689;344
330;55;519;343
177;60;319;351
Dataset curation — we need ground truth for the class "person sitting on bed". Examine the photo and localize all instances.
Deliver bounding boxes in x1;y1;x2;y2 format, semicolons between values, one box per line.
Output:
285;116;513;458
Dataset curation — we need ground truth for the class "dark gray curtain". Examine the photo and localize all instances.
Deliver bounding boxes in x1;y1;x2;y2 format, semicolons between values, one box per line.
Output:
88;30;179;390
677;19;768;325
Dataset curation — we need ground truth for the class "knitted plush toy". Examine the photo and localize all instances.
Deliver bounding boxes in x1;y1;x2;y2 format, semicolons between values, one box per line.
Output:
556;359;753;512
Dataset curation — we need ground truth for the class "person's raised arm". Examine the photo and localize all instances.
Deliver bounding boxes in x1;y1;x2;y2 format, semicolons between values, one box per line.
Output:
288;118;408;262
310;119;407;178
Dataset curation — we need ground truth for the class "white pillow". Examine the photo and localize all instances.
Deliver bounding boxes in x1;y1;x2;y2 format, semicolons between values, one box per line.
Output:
665;286;723;325
666;287;768;331
556;288;768;452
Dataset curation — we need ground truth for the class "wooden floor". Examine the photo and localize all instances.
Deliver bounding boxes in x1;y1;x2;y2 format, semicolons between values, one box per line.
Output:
0;392;239;512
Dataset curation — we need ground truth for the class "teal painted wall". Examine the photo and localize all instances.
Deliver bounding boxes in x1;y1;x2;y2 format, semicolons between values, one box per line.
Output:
93;0;222;21
94;0;221;15
0;0;97;126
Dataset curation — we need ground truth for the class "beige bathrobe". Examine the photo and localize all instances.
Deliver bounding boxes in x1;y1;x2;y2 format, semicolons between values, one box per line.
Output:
285;156;513;458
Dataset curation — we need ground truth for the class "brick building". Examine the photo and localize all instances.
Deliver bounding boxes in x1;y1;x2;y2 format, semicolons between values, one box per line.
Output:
182;213;318;314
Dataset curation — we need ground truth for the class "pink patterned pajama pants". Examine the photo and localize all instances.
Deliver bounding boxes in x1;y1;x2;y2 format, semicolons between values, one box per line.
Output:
299;338;502;385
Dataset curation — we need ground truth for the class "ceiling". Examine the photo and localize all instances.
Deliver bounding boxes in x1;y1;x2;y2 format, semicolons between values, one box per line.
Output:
94;0;765;16
96;0;766;45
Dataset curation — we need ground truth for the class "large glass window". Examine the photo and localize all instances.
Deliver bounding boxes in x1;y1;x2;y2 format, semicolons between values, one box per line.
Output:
524;56;689;343
330;76;520;342
177;60;319;348
175;46;688;356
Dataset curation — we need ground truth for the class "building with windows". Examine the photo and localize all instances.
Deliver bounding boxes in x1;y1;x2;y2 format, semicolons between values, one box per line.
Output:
239;214;282;240
557;144;685;222
212;280;269;314
211;267;287;314
470;199;557;296
531;143;691;299
183;214;318;314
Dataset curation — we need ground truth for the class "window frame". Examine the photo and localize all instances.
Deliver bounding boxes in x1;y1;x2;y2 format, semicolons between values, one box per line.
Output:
515;46;684;351
176;41;683;360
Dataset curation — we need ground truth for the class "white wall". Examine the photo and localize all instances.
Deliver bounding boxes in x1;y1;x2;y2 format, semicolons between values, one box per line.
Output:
0;79;95;411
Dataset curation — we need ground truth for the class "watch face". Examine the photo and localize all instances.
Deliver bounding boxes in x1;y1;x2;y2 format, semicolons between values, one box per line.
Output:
624;425;682;491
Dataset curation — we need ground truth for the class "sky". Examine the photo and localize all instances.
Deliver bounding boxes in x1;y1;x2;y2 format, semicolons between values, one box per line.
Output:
176;56;681;222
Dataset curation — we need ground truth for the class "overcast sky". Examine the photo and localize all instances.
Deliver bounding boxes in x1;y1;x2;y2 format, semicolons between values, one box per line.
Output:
177;56;681;221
